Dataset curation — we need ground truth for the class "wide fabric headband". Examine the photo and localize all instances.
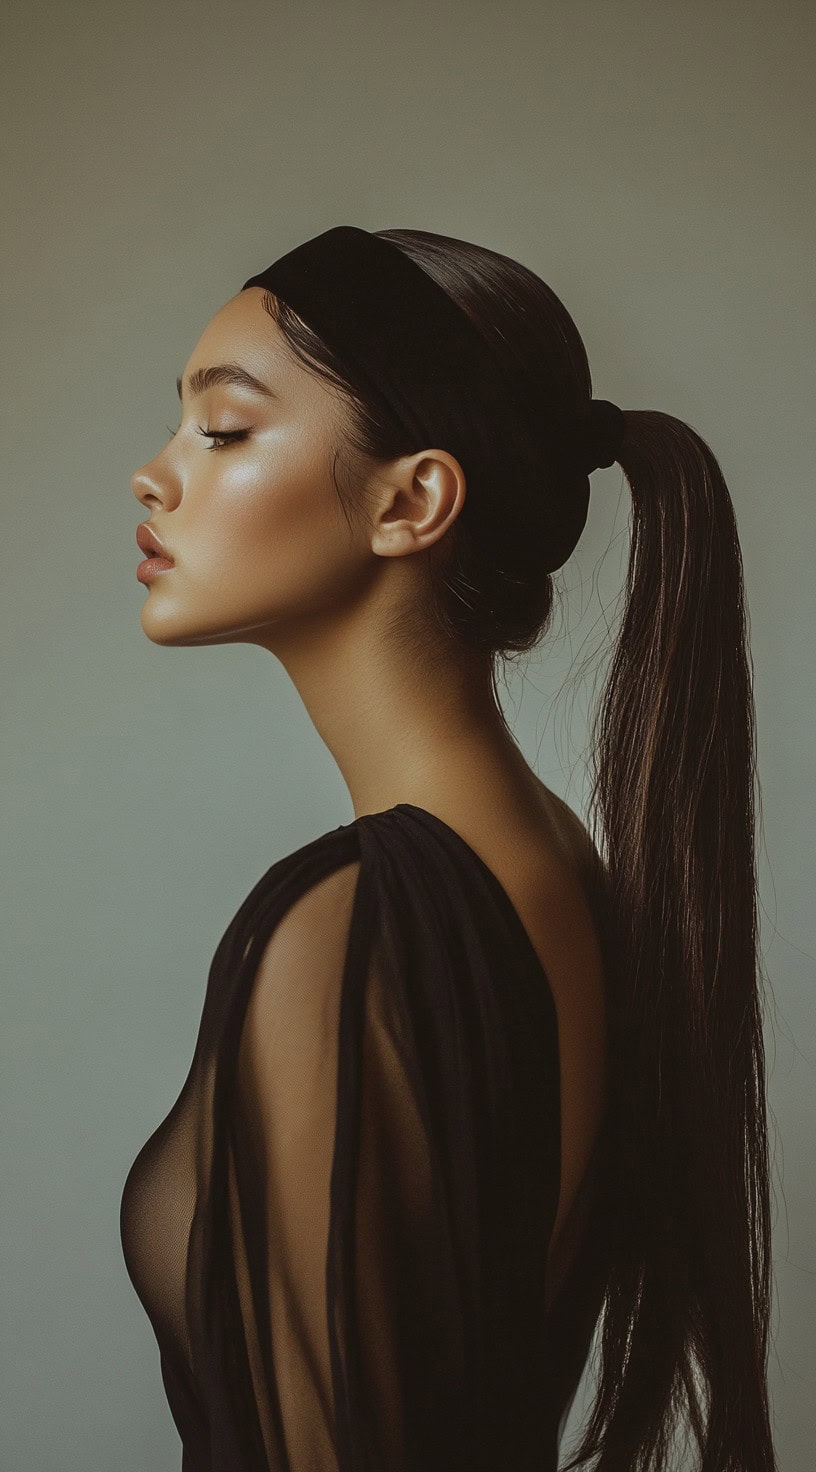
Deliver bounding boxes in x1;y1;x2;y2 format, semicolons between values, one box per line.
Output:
241;225;624;573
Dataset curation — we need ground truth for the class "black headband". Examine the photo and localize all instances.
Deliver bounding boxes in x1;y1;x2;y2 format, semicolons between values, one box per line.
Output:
241;225;624;573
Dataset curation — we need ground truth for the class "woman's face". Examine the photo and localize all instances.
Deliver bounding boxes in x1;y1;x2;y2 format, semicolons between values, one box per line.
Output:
131;288;373;650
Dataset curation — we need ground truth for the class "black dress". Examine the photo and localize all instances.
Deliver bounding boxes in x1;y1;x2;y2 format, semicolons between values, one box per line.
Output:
120;802;612;1471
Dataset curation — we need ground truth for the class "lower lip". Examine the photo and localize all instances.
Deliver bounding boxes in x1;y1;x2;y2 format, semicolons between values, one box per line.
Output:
136;557;175;582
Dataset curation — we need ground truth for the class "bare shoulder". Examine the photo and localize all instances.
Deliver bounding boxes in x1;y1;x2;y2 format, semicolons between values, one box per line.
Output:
527;781;601;880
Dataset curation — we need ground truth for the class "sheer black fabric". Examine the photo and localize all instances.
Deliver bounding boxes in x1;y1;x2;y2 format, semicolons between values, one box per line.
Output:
120;803;612;1470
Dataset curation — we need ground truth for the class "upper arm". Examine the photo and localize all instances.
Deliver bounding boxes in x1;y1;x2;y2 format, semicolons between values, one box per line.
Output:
226;857;447;1471
232;859;362;1469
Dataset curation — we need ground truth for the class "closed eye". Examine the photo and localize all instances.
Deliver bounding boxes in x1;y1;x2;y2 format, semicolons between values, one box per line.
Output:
165;423;250;452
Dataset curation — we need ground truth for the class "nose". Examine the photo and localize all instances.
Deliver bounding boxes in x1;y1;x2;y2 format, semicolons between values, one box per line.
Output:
131;461;167;509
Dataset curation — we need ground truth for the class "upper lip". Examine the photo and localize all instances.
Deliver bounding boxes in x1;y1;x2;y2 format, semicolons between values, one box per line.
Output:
136;524;174;562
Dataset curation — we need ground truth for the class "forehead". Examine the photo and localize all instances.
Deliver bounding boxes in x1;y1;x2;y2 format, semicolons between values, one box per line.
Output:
181;288;319;403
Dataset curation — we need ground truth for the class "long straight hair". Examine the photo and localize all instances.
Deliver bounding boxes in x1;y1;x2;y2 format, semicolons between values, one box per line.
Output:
258;227;777;1471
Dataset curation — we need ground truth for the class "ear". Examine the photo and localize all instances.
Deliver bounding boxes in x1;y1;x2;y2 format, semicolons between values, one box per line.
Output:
369;448;466;559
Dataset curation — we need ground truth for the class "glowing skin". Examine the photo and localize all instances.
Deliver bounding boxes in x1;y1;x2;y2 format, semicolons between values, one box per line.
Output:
133;288;413;651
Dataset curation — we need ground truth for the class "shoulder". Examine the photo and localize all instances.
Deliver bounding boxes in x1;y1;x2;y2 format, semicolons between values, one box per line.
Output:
239;853;364;1054
226;802;565;1091
256;853;363;970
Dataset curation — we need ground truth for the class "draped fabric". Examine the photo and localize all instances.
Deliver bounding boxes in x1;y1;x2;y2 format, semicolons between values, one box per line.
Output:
120;803;612;1471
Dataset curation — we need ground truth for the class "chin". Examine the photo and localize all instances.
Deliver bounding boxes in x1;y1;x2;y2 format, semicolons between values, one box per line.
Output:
140;606;224;648
139;603;275;649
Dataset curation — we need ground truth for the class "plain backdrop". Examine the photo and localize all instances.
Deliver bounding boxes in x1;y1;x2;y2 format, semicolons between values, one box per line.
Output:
2;1;814;1467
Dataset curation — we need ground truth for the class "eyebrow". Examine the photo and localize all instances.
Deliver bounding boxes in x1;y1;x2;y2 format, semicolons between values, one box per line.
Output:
176;363;277;401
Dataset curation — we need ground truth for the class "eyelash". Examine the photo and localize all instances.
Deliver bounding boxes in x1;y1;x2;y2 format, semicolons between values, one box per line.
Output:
165;423;249;452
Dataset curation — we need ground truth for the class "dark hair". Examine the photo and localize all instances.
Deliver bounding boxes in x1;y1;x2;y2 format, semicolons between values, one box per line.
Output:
256;228;777;1471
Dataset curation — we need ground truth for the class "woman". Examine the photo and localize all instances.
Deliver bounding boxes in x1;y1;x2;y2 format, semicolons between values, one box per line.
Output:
120;225;776;1470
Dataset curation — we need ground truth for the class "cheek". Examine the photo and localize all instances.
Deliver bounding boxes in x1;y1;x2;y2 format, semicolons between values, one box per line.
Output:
199;439;361;611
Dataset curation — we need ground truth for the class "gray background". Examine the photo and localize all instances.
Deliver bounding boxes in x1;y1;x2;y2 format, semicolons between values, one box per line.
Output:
2;1;813;1466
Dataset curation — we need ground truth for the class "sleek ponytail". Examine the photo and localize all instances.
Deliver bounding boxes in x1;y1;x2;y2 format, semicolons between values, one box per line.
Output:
563;409;777;1471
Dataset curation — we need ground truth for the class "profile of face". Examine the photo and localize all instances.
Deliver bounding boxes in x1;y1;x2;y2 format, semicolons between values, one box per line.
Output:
131;288;463;655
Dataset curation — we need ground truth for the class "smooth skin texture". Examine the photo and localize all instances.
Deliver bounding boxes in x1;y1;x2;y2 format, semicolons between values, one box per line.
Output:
131;286;607;1296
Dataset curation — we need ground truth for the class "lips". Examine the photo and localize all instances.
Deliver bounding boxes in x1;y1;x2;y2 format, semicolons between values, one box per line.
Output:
136;524;174;562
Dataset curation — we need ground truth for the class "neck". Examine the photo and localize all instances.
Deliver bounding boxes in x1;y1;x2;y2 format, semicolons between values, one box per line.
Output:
261;605;536;822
